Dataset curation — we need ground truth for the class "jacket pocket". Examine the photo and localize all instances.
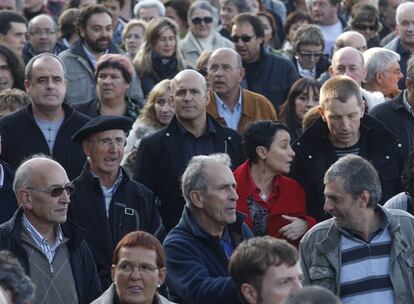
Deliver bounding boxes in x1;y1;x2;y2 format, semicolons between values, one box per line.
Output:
308;266;336;291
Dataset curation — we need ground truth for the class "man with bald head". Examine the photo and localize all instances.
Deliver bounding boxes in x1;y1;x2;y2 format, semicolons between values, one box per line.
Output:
385;1;414;89
0;156;101;304
134;69;246;231
207;48;277;133
333;31;367;53
329;46;385;110
23;14;67;64
0;53;90;180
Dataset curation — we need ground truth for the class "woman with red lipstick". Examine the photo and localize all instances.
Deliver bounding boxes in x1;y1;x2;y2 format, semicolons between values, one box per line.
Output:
133;17;186;97
233;120;316;246
91;231;175;304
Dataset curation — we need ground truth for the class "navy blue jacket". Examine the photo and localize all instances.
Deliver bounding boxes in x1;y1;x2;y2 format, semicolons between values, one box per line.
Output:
0;209;101;304
163;207;253;304
133;115;246;231
242;47;299;110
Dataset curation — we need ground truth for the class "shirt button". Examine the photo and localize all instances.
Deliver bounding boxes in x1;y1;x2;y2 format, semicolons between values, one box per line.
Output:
166;133;170;137
308;155;312;159
386;155;390;159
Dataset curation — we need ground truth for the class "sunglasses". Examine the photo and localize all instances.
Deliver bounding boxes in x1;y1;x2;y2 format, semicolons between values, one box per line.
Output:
300;50;323;58
26;184;75;197
230;35;255;43
191;17;213;25
354;24;377;31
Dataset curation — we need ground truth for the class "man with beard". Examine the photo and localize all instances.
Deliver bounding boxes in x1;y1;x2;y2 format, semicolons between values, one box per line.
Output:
59;5;143;105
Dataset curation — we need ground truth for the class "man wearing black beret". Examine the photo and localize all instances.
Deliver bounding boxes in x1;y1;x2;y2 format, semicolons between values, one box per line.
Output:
68;115;165;289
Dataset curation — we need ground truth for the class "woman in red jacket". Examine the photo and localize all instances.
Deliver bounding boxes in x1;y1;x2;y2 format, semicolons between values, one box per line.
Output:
233;120;315;246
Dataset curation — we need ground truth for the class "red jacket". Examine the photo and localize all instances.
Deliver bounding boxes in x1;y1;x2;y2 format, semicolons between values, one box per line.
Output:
233;160;316;246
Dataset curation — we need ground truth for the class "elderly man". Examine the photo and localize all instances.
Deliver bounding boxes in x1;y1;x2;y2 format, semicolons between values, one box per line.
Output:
300;154;414;302
329;46;384;111
308;0;345;57
207;48;277;133
23;14;67;64
134;69;245;231
333;31;367;53
363;47;403;100
59;5;143;104
69;115;164;290
370;56;414;160
291;76;403;222
0;11;27;61
133;0;165;22
385;2;414;90
231;13;298;110
0;53;90;180
163;153;253;304
229;236;303;304
0;156;101;303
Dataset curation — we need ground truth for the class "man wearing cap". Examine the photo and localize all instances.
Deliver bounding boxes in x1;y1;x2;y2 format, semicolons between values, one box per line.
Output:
68;115;164;290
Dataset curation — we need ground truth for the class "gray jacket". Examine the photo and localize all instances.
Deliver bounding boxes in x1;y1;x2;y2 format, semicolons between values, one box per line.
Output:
59;40;144;105
91;283;176;304
299;206;414;303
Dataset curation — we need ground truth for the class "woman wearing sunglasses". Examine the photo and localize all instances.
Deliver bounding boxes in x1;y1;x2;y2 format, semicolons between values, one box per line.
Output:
349;3;381;49
180;0;234;68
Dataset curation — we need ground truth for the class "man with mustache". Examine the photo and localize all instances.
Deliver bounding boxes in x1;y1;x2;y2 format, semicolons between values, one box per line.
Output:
59;5;143;105
0;156;101;304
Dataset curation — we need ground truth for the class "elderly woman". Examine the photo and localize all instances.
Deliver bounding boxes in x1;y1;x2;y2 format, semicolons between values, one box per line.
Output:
279;78;321;142
122;79;174;176
217;0;250;39
91;230;175;304
180;0;234;68
349;3;381;48
292;24;329;80
0;46;25;93
122;19;147;59
75;54;141;120
233;120;316;246
133;17;186;97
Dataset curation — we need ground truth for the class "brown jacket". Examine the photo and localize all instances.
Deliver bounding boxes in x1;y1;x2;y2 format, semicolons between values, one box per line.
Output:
207;88;278;133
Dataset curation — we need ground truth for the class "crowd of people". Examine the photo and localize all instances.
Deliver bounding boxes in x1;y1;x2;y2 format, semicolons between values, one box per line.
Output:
0;0;414;303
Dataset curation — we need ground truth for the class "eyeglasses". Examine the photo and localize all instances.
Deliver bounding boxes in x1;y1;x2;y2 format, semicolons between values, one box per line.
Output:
191;17;213;25
30;29;56;36
353;24;377;31
230;35;255;43
299;50;323;58
93;137;126;147
116;262;159;275
26;184;75;197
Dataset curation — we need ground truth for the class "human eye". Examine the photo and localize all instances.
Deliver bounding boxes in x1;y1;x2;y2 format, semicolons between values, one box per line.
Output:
175;89;185;97
223;64;231;71
53;76;63;83
190;89;200;95
37;77;48;84
92;26;102;32
100;138;112;145
209;64;218;72
119;262;133;272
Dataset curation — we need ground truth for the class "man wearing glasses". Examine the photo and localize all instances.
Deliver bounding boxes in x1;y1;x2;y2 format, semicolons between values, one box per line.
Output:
23;14;67;64
231;13;298;111
0;155;101;304
69;115;164;290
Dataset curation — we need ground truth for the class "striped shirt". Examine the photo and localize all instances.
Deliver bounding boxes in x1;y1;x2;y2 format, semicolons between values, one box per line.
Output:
22;215;63;264
339;215;394;304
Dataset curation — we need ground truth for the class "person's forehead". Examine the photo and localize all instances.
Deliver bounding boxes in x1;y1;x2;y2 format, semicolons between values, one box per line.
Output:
334;51;363;66
159;27;174;38
31;16;54;29
9;22;27;32
192;8;212;17
398;6;414;21
313;0;332;6
87;13;112;26
92;129;125;139
325;97;360;113
32;57;65;76
176;74;204;89
210;51;238;66
140;6;159;15
118;246;157;263
265;262;302;281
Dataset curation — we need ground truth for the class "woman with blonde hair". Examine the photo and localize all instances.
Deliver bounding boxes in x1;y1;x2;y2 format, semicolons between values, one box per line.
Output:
133;17;186;97
122;19;147;59
122;79;175;176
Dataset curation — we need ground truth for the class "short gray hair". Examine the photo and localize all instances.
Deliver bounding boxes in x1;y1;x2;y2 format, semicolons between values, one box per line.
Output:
13;154;52;194
133;0;165;18
187;0;218;27
396;2;414;25
181;153;231;206
324;154;382;208
363;47;400;81
25;53;66;81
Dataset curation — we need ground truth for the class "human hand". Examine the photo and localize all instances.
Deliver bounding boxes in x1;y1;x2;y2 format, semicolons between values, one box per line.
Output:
279;215;308;241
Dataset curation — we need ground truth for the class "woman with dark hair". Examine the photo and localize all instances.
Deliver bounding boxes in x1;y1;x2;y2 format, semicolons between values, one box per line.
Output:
279;78;321;142
75;54;141;119
282;11;312;59
0;45;25;93
91;230;175;304
58;8;81;48
233;120;316;246
164;0;191;39
349;3;382;48
257;11;280;51
133;17;186;97
385;152;414;215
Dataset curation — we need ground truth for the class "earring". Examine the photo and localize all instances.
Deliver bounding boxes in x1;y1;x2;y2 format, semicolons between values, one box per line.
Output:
157;284;161;288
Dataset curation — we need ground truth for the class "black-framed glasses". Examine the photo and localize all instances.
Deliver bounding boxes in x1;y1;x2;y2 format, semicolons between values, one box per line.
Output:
353;23;377;31
26;184;75;197
191;17;213;25
299;50;323;58
230;35;255;43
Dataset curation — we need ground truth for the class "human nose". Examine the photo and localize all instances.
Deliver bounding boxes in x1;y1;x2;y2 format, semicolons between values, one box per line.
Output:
289;145;295;158
292;277;303;291
324;199;333;213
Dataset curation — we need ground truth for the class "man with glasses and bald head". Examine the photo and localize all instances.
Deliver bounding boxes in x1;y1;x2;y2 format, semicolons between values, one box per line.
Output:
69;115;164;290
0;155;101;304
